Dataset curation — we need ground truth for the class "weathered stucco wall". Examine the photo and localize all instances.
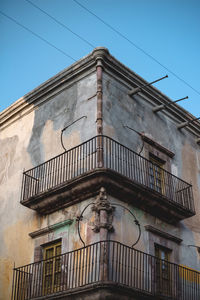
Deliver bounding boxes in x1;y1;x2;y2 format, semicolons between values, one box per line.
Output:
29;194;178;258
1;48;200;299
32;196;101;250
102;71;200;271
0;71;97;300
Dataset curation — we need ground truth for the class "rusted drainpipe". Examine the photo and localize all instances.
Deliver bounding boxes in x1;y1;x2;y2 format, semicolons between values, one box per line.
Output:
92;48;110;282
96;58;103;136
96;59;103;168
93;48;109;168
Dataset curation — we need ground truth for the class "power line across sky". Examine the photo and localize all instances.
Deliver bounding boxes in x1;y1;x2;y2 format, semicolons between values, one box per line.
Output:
0;0;200;116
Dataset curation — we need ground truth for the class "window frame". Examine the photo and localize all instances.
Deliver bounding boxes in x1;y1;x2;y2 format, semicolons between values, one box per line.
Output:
154;243;172;295
43;239;62;295
149;153;165;194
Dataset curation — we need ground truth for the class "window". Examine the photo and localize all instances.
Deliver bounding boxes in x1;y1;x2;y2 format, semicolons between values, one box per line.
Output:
43;240;62;294
155;244;171;295
149;154;165;194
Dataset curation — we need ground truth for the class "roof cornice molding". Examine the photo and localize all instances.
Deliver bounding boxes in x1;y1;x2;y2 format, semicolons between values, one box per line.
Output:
1;47;200;136
141;134;175;158
145;225;182;244
0;51;97;130
29;219;73;238
102;53;200;137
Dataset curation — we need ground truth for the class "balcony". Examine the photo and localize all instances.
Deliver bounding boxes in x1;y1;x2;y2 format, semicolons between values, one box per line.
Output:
21;135;195;222
12;240;200;300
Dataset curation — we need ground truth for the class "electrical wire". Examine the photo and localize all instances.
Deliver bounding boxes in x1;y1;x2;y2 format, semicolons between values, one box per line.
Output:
23;2;186;116
73;0;200;97
26;0;196;99
4;1;159;98
2;2;199;97
0;10;76;62
3;3;199;115
25;0;95;49
3;4;197;101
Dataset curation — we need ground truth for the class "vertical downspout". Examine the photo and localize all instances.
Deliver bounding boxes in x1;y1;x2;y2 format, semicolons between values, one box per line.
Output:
96;58;103;136
93;48;109;168
96;59;103;168
92;48;110;283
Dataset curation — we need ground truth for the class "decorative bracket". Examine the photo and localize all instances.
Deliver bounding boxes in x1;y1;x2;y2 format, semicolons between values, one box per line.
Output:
76;187;141;248
91;187;115;233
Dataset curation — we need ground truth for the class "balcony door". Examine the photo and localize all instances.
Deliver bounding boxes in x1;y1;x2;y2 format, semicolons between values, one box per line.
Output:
149;155;165;194
155;244;172;296
43;240;62;295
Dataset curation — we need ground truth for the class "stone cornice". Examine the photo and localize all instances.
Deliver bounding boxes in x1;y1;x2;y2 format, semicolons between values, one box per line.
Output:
0;52;97;130
102;52;200;138
1;47;200;137
29;219;73;238
145;225;182;244
141;134;175;158
21;169;195;223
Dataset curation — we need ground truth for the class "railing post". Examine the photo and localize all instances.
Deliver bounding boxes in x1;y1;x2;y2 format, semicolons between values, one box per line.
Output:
100;241;109;282
97;135;104;168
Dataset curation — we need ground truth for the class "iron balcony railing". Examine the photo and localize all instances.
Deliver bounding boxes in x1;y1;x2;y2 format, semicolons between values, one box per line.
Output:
12;240;200;300
21;135;194;212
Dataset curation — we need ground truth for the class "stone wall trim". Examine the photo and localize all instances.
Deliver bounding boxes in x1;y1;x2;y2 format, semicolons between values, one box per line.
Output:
145;225;182;244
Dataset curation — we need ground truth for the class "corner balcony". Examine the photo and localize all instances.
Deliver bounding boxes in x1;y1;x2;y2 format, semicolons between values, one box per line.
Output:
21;135;195;222
12;240;200;300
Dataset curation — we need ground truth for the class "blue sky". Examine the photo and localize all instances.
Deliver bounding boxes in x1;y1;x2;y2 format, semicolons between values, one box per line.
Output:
1;0;200;117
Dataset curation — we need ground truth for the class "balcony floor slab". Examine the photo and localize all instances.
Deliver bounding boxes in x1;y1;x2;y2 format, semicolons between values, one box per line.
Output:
21;169;195;223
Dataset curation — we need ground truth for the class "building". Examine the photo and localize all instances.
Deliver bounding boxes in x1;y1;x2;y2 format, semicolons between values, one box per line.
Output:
0;47;200;300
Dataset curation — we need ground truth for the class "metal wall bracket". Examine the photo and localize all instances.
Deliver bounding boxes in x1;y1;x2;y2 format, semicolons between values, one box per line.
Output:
128;75;168;96
153;96;188;113
177;117;200;130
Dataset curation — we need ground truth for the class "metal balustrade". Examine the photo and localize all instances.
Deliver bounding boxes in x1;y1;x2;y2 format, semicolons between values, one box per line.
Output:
21;135;194;213
12;240;200;300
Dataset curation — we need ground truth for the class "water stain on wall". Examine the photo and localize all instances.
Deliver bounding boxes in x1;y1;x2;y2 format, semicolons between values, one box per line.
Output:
182;143;200;229
27;85;78;166
3;218;38;264
0;217;38;300
0;136;18;184
0;258;13;300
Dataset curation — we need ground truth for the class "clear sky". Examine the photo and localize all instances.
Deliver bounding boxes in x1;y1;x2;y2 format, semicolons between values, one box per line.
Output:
1;0;200;117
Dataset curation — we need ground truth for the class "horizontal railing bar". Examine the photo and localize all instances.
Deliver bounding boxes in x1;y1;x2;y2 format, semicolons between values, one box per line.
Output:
12;240;200;300
176;186;192;193
24;136;99;174
21;135;194;213
13;240;200;274
24;173;39;181
23;135;192;187
101;135;192;186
